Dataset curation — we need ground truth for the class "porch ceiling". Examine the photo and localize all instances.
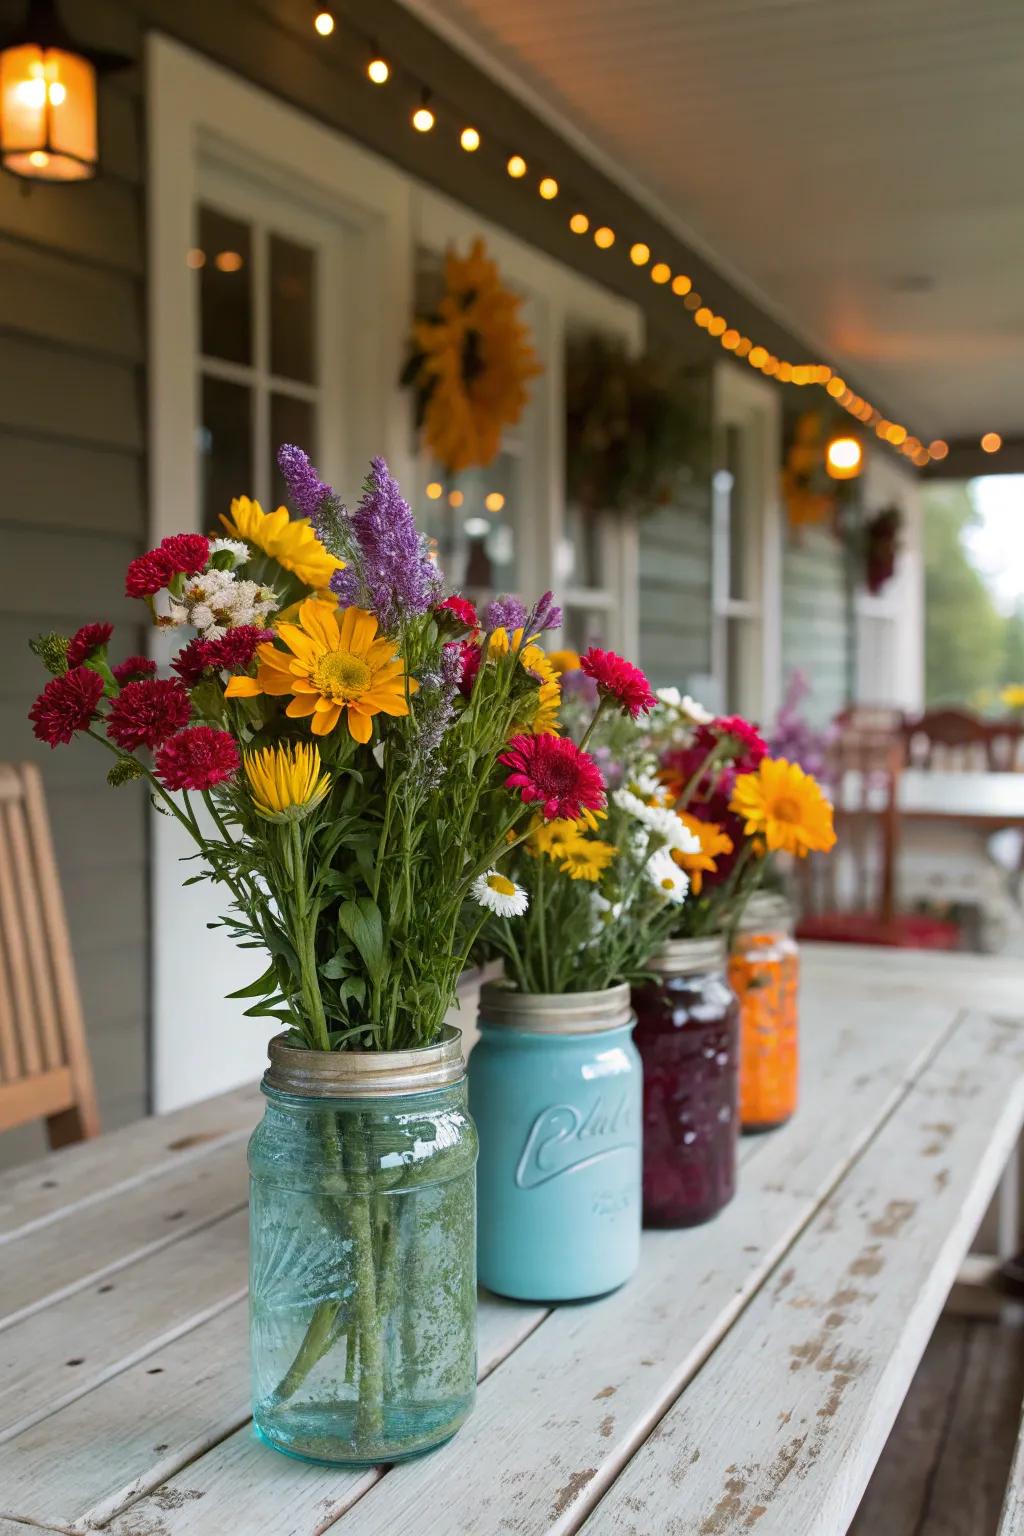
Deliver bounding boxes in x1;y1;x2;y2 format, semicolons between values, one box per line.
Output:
402;0;1024;443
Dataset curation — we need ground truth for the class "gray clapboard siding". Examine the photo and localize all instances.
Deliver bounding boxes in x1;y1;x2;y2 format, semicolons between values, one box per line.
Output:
0;335;143;452
0;237;142;362
0;173;142;273
0;431;143;536
638;475;714;688
782;523;852;725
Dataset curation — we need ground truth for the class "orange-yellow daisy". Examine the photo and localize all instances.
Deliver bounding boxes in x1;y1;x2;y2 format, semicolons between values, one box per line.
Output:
225;598;414;742
729;757;836;858
671;811;734;894
220;497;343;591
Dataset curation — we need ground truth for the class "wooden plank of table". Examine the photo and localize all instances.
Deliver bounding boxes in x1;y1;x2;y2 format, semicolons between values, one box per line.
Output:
1;1293;547;1533
580;1010;1024;1536
100;992;959;1536
0;1081;261;1242
998;1416;1024;1536
0;1137;247;1330
0;1207;248;1443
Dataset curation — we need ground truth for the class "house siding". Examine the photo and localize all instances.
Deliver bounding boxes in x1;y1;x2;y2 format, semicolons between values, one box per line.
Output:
638;485;713;689
781;524;853;727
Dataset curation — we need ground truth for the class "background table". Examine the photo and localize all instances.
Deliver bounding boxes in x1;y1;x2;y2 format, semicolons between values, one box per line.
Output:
1;945;1023;1536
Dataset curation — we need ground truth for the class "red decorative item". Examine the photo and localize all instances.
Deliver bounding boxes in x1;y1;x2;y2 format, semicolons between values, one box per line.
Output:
864;505;902;595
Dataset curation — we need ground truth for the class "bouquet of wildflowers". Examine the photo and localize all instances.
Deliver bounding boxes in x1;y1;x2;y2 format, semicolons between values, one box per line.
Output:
28;448;575;1056
474;648;707;993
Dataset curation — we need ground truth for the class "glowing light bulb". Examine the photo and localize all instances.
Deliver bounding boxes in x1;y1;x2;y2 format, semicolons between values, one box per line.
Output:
707;314;726;336
981;432;1002;453
48;81;66;106
448;489;464;507
630;242;650;266
185;248;206;270
885;424;908;446
507;155;527;178
569;213;589;234
539;176;558;200
460;126;480;151
722;329;740;350
367;57;390;84
928;440;949;460
425;482;443;501
314;11;335;36
671;274;692;297
826;435;863;479
695;307;712;328
748;346;768;369
412;105;435;132
484;492;505;512
827;377;845;399
215;250;243;273
593;226;615;249
650;262;671;285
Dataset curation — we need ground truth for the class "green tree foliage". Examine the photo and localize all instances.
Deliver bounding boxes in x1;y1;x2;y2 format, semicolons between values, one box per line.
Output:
923;483;1006;705
1001;602;1024;687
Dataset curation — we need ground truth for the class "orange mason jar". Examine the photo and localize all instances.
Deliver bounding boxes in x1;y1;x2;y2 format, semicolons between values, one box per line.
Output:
729;892;799;1132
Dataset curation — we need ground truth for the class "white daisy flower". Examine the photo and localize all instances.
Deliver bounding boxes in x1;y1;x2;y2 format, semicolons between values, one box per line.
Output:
189;604;215;632
631;767;663;798
208;537;250;567
472;869;529;918
679;694;713;725
612;788;702;854
646;848;689;905
656;686;682;708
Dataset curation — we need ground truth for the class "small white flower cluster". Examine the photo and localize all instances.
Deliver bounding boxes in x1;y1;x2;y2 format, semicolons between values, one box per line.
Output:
645;847;689;905
653;686;714;726
208;537;250;568
612;787;702;855
162;567;279;639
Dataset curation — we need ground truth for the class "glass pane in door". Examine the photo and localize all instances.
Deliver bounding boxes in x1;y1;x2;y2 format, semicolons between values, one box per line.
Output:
270;393;317;510
270;234;317;384
201;375;252;523
197;206;253;366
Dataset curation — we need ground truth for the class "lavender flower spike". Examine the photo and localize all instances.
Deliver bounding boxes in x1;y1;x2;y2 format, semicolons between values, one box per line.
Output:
526;589;563;634
329;457;442;631
277;444;332;522
484;594;528;633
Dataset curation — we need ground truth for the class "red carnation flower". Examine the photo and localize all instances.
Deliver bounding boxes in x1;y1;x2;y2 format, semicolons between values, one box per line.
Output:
29;666;104;747
206;625;275;672
66;622;113;669
580;647;657;719
498;733;606;822
125;549;174;598
112;655;157;686
155;726;240;791
453;639;482;698
159;533;210;577
171;638;214;688
434;595;479;634
106;678;191;752
696;715;767;775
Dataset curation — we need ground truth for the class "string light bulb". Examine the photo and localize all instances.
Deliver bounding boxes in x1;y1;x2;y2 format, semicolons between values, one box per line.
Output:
672;274;692;296
539;176;558;200
412;96;435;133
928;440;949;461
593;225;615;249
825;435;863;480
460;126;480;151
630;242;650;266
367;56;390;85
981;432;1002;453
569;212;589;234
425;482;443;500
314;10;335;36
650;262;671;285
507;154;527;178
484;492;505;512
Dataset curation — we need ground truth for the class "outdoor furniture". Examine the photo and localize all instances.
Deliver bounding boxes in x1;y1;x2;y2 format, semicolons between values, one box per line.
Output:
1;945;1021;1536
903;707;1011;773
0;763;99;1146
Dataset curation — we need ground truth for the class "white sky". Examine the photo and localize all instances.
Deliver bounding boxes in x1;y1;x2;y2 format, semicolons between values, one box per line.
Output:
964;475;1024;614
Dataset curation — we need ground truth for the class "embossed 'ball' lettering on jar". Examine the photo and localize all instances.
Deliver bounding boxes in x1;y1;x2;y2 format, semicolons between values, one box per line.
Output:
469;981;642;1302
632;935;740;1228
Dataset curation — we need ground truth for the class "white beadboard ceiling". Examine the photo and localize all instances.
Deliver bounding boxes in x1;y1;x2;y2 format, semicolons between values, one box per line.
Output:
403;0;1024;441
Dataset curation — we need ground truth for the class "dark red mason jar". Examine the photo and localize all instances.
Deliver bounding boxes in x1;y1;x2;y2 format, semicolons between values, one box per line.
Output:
632;935;740;1228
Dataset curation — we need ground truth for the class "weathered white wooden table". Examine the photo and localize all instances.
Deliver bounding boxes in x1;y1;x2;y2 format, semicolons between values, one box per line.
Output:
2;945;1023;1536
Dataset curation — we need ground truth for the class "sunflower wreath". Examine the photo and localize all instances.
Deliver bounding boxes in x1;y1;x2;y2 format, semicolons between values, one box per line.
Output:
402;238;542;474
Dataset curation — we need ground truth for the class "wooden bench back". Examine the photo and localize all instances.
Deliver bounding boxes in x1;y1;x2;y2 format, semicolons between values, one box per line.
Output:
0;762;99;1146
903;707;1003;772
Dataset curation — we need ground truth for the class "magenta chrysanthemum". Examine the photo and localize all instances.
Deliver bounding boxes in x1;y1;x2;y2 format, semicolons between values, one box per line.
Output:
66;622;113;668
106;678;191;751
112;655;157;685
29;667;104;747
125;549;174;599
580;647;657;719
452;639;482;697
498;733;606;822
696;715;768;775
155;726;240;791
434;595;479;633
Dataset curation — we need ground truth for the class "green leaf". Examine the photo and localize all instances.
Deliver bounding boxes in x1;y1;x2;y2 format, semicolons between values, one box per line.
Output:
338;897;385;982
338;976;366;1008
226;963;279;1000
321;952;348;980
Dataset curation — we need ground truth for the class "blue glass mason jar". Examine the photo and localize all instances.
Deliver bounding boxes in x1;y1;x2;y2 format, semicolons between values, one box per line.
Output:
469;981;642;1302
248;1029;477;1466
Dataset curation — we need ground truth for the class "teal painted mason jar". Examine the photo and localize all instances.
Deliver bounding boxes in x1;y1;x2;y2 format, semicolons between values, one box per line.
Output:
469;981;642;1302
248;1029;477;1466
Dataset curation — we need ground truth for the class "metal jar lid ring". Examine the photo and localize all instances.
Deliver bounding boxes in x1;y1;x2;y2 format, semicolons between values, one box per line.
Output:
645;934;727;977
263;1025;465;1098
478;979;634;1034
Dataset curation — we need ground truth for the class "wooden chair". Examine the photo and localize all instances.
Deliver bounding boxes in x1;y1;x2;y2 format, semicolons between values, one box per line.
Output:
797;727;959;949
0;762;100;1146
903;707;996;772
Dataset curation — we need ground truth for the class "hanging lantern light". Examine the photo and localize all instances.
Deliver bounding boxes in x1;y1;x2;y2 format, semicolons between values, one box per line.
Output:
0;0;129;183
825;434;864;480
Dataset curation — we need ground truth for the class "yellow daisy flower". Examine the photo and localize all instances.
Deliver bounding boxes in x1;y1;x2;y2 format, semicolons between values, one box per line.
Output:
553;834;618;882
225;598;414;742
1002;683;1024;711
527;816;580;857
244;741;332;822
729;757;836;858
671;811;734;895
547;649;581;676
221;496;343;591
